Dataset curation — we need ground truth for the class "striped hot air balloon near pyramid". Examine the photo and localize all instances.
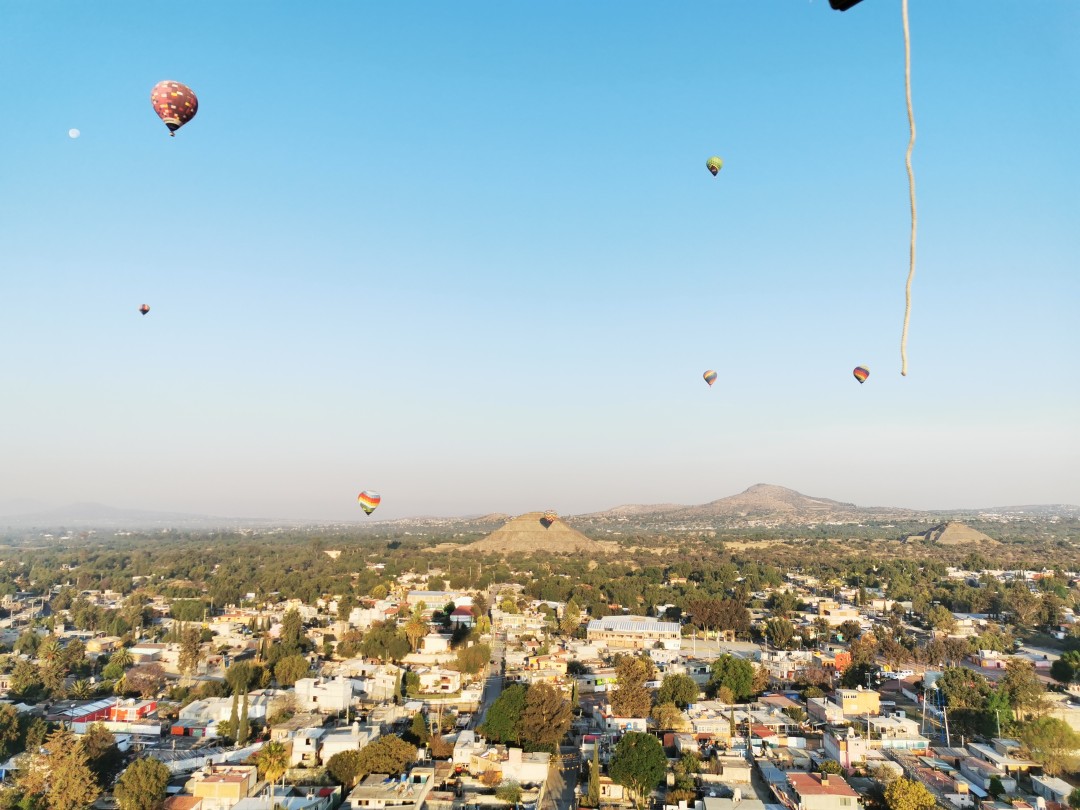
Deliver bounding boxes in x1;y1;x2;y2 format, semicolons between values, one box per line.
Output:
853;366;870;384
703;370;718;387
357;490;381;515
543;510;558;526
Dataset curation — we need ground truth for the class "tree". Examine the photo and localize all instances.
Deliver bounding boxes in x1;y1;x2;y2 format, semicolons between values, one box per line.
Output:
650;701;688;732
656;674;698;709
1067;787;1080;809
611;656;653;718
226;661;256;695
281;608;303;652
238;692;250;746
405;618;427;652
174;625;201;679
67;679;93;700
837;620;863;641
356;734;417;777
1051;658;1075;685
455;643;491;676
495;781;523;806
327;749;364;788
124;663;167;698
609;731;667;810
407;712;431;747
17;727;101;810
820;759;843;774
110;647;135;670
0;704;20;760
480;683;526;744
11;658;43;700
708;655;754;701
229;693;240;742
926;605;957;634
1018;716;1080;776
884;777;936;810
253;740;290;784
765;618;796;650
359;621;411;662
81;724;124;788
587;745;601;808
274;654;311;687
783;706;807;725
1002;659;1045;719
559;599;582;637
519;683;573;751
115;756;170;810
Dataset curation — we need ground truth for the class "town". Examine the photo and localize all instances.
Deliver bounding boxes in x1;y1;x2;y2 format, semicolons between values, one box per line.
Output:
4;512;1080;810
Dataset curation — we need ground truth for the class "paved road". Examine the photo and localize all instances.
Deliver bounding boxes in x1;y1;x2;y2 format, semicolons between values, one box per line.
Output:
475;631;506;729
540;748;578;810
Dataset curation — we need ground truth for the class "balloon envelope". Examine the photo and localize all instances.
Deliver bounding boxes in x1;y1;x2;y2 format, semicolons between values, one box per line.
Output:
703;370;718;386
139;304;150;316
543;510;558;525
68;129;80;139
706;156;723;176
853;366;870;384
358;490;382;515
151;81;198;136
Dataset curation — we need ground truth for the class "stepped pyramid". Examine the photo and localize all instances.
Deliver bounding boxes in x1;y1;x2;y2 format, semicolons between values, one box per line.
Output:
467;511;613;555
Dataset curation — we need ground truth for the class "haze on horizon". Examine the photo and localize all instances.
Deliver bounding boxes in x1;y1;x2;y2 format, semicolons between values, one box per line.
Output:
1;3;1077;523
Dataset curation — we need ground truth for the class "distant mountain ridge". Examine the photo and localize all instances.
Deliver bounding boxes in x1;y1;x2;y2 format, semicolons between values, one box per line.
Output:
581;483;921;522
576;484;1079;527
1;485;1076;532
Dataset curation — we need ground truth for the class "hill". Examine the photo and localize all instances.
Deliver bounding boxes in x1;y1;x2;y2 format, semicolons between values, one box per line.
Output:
466;511;618;555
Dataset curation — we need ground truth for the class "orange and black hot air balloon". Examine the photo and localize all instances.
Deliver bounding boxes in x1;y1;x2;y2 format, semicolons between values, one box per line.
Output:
151;81;198;136
139;304;150;316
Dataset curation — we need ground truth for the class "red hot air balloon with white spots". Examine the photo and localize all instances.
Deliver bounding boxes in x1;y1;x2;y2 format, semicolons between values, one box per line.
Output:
151;81;198;136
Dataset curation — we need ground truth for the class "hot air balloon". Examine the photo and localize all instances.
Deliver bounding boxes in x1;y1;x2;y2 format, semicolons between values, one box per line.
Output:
853;366;870;384
139;304;150;316
703;370;718;387
543;510;558;526
357;490;381;515
150;81;199;136
706;156;723;176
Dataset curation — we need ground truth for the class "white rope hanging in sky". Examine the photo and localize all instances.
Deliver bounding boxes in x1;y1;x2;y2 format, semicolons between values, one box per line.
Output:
900;0;917;376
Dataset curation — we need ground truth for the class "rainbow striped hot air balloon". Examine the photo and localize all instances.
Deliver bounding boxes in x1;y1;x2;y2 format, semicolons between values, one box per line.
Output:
543;510;558;526
853;366;870;384
357;490;381;515
703;370;718;387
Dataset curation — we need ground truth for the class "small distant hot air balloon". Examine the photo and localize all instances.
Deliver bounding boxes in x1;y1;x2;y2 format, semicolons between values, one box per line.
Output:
68;129;80;139
139;304;150;316
543;510;558;526
703;370;718;387
357;490;381;515
853;366;870;384
706;156;723;176
150;81;199;136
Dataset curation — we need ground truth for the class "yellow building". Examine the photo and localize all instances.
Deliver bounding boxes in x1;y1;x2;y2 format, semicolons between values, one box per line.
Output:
834;687;880;717
189;765;257;810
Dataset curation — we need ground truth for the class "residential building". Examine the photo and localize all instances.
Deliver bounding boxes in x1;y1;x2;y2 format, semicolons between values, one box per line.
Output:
188;765;258;810
344;768;434;810
787;772;860;810
822;727;869;770
294;676;353;714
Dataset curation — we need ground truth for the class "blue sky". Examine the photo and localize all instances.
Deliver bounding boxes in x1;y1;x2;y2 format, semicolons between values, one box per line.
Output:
1;2;1077;521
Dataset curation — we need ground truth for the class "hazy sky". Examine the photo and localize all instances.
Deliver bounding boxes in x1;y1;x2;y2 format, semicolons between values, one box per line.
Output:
1;2;1077;521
